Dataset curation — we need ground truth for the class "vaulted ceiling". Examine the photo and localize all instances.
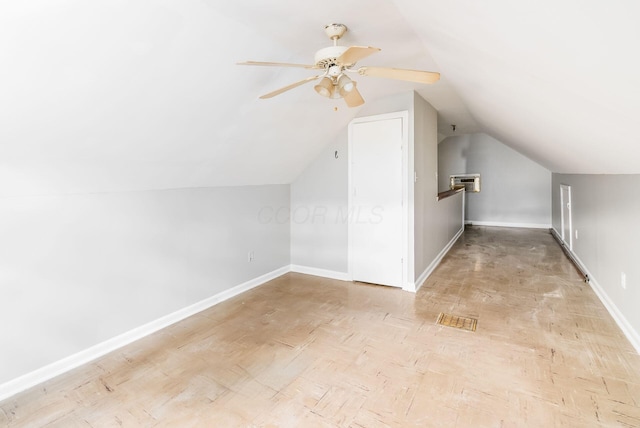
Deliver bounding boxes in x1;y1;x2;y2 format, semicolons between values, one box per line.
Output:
1;1;638;196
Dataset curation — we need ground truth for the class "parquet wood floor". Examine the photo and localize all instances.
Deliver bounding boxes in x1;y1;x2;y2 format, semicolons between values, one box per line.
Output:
2;226;639;427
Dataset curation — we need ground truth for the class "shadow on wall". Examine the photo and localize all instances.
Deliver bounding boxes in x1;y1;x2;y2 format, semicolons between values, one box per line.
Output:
437;134;472;193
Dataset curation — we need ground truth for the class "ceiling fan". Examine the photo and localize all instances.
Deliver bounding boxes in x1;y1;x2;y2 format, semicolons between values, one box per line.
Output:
238;23;440;108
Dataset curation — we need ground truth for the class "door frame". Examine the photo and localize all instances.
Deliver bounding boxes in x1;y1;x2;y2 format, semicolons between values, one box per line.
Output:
560;184;573;250
347;110;409;288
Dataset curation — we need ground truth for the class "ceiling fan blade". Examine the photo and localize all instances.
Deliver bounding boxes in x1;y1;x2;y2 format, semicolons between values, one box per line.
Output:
357;66;440;84
238;61;317;69
343;83;364;108
259;75;322;99
336;46;381;66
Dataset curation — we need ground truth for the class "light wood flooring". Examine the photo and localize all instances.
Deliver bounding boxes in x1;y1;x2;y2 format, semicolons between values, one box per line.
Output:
2;226;640;427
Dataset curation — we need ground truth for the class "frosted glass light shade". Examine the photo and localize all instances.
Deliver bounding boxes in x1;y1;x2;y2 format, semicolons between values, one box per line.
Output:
314;77;334;98
337;74;354;96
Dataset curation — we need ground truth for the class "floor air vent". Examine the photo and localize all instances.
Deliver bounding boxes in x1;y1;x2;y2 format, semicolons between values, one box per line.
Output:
436;313;477;332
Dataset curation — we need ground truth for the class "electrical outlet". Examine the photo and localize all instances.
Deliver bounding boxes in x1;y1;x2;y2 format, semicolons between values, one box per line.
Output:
248;251;254;262
621;272;626;289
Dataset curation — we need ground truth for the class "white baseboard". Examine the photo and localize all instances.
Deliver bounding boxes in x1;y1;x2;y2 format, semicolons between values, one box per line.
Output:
408;226;464;293
466;220;551;229
575;256;640;354
290;264;350;281
550;228;640;354
0;265;290;403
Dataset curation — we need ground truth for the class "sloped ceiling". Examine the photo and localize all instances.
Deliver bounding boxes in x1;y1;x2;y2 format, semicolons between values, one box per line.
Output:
397;0;640;174
1;1;638;195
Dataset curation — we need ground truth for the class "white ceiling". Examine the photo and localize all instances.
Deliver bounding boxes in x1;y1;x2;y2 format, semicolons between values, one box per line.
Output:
1;0;638;195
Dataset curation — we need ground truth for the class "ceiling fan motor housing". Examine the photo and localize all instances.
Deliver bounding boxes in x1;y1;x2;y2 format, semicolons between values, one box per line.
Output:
314;46;349;68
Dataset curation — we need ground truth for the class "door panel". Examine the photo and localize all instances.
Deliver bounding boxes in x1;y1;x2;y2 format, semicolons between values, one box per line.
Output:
560;184;572;250
350;117;403;287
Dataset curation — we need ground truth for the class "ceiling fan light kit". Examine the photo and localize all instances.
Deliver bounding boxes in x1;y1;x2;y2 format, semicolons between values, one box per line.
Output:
314;76;334;98
238;23;440;107
337;73;354;97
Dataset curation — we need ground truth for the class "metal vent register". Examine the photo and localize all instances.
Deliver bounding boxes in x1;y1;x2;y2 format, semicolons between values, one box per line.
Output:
436;313;478;332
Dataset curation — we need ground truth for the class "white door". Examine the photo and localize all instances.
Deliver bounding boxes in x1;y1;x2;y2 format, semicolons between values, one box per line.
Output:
349;115;405;287
560;184;572;250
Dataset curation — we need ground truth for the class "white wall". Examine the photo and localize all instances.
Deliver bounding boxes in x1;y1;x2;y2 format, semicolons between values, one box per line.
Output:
290;132;348;273
413;94;464;287
0;185;290;386
552;174;640;352
438;133;551;228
